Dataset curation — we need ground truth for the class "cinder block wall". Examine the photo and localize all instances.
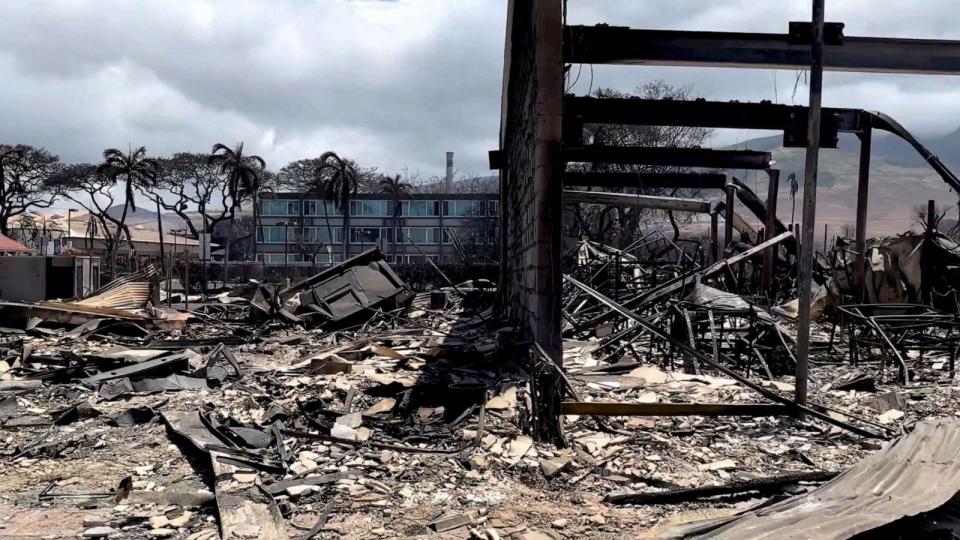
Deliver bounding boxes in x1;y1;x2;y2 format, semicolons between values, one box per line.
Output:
499;0;563;360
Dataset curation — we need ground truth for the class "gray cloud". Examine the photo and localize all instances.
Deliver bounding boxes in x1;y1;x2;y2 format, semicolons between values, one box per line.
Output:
0;0;958;180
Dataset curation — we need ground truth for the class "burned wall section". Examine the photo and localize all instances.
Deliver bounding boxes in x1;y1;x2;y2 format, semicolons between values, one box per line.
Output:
498;0;563;360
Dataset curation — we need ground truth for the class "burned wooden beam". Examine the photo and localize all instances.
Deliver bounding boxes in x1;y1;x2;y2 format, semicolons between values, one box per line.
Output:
605;470;838;505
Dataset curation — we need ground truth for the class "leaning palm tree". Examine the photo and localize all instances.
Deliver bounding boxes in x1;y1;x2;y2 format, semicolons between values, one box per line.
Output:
209;142;266;271
97;146;160;276
312;152;358;259
378;174;411;260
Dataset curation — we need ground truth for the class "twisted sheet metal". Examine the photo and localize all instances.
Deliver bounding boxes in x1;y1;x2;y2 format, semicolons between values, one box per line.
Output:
683;418;960;539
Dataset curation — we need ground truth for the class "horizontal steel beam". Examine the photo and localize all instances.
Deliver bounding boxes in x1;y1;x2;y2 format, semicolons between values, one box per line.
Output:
563;171;727;189
564;146;773;170
565;25;960;74
565;96;862;147
564;189;712;213
561;402;791;417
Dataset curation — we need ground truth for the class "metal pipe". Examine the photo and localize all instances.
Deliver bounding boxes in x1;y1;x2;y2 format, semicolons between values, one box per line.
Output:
710;213;719;263
724;181;736;251
854;123;872;301
762;170;780;293
795;0;826;407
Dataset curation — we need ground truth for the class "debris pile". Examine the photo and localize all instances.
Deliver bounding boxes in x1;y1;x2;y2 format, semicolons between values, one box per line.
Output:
2;242;960;538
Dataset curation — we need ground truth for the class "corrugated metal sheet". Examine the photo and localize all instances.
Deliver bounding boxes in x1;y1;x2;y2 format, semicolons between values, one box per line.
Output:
679;419;960;539
72;265;158;310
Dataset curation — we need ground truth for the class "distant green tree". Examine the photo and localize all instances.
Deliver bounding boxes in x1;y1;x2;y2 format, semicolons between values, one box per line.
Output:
378;174;412;258
97;146;160;273
312;152;359;257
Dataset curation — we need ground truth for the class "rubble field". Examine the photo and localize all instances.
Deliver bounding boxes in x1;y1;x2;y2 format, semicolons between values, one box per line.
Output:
2;246;959;539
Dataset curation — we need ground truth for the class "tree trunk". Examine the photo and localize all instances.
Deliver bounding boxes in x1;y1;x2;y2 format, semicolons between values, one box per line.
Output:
112;198;131;280
342;193;351;259
322;201;335;265
156;199;166;276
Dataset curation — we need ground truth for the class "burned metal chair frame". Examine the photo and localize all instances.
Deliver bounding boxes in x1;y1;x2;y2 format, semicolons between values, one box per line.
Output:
834;303;960;383
669;301;794;380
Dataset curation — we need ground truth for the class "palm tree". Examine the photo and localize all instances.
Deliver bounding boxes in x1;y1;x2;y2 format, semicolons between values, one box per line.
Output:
209;142;266;275
97;146;160;276
312;152;358;259
378;174;411;260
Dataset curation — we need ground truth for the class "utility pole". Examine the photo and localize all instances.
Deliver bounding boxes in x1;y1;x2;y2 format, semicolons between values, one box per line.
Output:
794;0;826;407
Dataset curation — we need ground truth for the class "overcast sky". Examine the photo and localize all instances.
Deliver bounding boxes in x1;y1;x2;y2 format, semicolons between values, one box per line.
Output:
2;0;960;181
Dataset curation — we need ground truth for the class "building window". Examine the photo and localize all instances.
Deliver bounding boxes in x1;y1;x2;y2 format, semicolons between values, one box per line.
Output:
404;254;438;264
259;200;300;216
487;200;499;217
256;253;287;265
301;227;342;244
257;226;287;243
403;227;440;244
313;253;342;264
303;200;341;217
443;200;482;217
444;227;493;245
401;200;440;217
350;200;391;217
350;227;395;244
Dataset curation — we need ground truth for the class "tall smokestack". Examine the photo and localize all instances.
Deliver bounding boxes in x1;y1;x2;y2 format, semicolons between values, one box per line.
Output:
445;151;454;192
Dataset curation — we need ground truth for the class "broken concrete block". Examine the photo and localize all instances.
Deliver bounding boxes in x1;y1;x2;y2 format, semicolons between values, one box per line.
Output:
331;422;358;441
363;398;396;416
539;456;571;478
336;412;363;428
83;527;115;538
627;366;669;384
166;511;192;527
699;459;737;471
878;409;905;424
870;391;906;413
286;485;314;497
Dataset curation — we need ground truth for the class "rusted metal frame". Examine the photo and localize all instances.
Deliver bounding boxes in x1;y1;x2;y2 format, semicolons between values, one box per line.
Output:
564;146;772;170
578;231;794;329
563;24;960;74
560;402;790;416
707;309;723;368
724;182;737;251
751;346;775;381
562;171;728;190
682;308;702;375
563;274;886;438
794;0;826;407
865;316;910;384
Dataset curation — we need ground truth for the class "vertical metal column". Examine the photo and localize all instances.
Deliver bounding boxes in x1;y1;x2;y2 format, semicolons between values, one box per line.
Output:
724;181;736;251
795;0;826;407
762;169;780;293
710;213;719;263
854;123;872;301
